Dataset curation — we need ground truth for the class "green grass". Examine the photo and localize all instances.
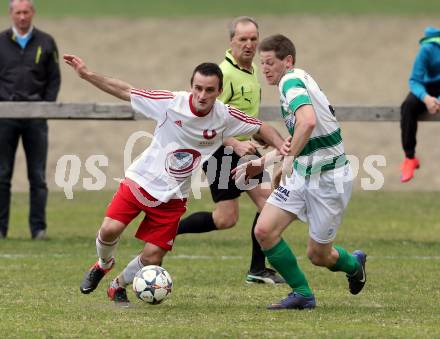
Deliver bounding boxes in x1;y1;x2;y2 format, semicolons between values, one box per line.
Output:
28;0;440;18
1;190;440;338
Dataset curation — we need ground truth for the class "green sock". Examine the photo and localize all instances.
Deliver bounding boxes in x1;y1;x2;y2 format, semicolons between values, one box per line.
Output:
263;238;313;297
329;245;360;275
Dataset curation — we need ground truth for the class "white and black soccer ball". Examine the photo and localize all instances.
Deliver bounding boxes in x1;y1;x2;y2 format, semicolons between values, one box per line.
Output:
132;265;173;304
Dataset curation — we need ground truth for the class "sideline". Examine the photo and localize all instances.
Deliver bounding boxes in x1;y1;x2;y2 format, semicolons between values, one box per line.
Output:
0;254;439;260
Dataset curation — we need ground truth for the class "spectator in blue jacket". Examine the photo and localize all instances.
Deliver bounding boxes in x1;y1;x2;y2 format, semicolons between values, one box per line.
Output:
400;26;440;183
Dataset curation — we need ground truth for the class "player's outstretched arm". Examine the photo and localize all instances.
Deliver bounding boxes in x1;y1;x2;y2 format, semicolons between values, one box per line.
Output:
254;122;285;152
63;54;132;101
223;138;261;157
231;136;291;182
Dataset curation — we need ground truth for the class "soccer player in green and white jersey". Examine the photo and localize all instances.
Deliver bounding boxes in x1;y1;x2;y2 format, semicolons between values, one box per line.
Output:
233;34;367;309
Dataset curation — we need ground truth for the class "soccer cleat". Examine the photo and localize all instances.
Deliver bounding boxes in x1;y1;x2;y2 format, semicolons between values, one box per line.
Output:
400;157;420;183
80;259;114;294
246;268;286;284
107;286;130;306
267;292;316;310
347;250;367;295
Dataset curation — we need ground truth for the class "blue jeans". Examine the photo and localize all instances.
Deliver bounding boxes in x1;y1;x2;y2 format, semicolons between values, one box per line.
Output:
0;119;48;238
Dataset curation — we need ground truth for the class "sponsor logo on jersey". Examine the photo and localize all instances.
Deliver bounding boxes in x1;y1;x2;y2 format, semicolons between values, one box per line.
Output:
199;141;215;146
203;129;217;140
165;148;201;180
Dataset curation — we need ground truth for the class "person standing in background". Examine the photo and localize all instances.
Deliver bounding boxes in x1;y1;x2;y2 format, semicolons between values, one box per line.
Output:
0;0;61;239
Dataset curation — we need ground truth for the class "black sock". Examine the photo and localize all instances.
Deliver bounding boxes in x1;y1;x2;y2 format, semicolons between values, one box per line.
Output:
177;212;217;235
249;213;266;273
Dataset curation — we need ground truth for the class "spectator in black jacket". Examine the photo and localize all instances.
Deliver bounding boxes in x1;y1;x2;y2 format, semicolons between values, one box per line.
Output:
0;0;60;239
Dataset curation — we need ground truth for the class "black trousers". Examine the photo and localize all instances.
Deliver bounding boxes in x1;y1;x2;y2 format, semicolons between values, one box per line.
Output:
401;82;440;158
0;119;48;237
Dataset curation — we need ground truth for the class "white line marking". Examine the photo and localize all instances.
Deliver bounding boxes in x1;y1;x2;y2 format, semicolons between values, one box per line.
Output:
0;253;67;258
0;254;440;260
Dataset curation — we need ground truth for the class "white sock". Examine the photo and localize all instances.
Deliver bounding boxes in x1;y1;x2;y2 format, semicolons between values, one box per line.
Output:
96;231;119;269
120;255;144;287
110;276;124;289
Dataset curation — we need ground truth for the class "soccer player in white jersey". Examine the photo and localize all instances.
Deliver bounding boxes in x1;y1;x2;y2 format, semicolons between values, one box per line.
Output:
63;54;287;305
233;34;367;310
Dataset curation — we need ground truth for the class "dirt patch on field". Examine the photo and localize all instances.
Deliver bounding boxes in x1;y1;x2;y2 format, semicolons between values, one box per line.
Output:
1;16;439;193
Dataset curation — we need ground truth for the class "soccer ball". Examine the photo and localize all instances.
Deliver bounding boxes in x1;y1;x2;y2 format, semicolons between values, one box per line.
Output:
132;265;173;304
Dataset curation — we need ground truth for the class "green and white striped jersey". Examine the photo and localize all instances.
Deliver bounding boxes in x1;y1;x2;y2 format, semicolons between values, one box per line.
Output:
279;68;347;176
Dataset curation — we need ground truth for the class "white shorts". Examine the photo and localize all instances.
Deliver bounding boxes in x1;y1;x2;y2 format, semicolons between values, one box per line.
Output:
267;164;352;244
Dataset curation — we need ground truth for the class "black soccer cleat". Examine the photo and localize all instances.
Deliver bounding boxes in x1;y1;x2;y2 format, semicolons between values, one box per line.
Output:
80;259;114;294
246;268;286;284
347;250;367;295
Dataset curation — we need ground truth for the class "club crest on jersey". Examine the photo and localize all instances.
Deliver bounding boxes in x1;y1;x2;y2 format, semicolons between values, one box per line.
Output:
174;120;182;127
165;149;201;180
203;129;217;140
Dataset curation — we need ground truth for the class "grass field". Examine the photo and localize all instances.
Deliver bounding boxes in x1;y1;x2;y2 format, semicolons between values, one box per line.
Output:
1;190;439;338
26;0;440;17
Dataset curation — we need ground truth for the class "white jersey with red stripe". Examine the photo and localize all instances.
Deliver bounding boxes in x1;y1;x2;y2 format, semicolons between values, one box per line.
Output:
126;88;262;202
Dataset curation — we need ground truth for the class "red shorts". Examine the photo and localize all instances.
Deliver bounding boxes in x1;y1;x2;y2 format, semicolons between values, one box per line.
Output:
106;178;187;251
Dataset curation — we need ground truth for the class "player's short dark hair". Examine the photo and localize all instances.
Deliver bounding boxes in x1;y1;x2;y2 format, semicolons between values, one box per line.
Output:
259;34;296;64
190;63;223;90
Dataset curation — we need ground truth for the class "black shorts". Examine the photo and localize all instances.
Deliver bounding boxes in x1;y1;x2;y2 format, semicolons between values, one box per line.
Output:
202;146;271;203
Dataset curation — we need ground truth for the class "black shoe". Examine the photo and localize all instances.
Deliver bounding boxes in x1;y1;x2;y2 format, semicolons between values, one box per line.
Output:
80;259;114;294
246;268;285;284
347;250;367;295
